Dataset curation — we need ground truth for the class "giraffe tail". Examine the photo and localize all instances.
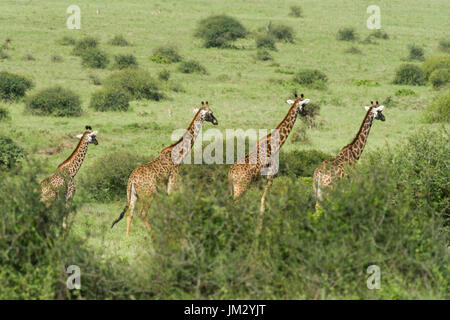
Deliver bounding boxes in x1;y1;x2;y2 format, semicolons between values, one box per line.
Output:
111;205;128;229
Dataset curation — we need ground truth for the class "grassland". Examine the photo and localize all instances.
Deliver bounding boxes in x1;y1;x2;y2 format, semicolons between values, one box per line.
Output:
0;0;448;299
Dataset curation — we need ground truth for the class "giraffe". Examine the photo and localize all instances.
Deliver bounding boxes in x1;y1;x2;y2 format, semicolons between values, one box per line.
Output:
111;101;218;236
228;94;311;232
40;126;98;206
313;101;386;210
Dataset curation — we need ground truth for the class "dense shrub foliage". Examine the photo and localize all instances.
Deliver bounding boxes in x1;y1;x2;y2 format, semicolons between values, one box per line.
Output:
289;5;302;17
279;149;330;177
429;68;449;89
0;106;10;121
72;37;98;56
422;56;450;79
408;44;425;61
178;60;208;74
25;86;82;117
89;88;130;112
0;71;33;101
58;35;76;46
267;23;295;43
195;15;247;48
150;45;183;64
256;34;277;50
256;49;273;61
104;68;164;101
393;64;425;85
81;48;109;69
369;29;389;40
337;27;358;41
112;54;138;69
422;91;450;123
293;69;328;89
158;69;171;81
80;151;149;202
438;39;450;53
108;34;129;46
0;135;26;169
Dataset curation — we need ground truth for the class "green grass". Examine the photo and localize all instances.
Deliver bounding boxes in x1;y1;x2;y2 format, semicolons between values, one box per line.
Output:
0;0;449;299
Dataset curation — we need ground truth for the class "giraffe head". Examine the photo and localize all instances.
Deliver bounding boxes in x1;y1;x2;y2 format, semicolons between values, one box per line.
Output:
199;101;218;125
365;101;386;122
76;125;99;145
286;93;310;116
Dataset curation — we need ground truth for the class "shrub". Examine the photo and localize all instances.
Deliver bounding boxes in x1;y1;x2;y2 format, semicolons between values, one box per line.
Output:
395;88;417;97
293;69;328;89
256;49;273;61
337;27;358;41
370;29;389;39
429;68;449;89
438;39;450;53
108;34;129;46
288;124;310;143
25;86;82;117
22;53;35;61
89;88;130;112
81;48;109;69
158;69;171;82
354;79;380;87
150;45;182;64
104;68;164;101
422;91;450;123
300;102;321;128
256;34;276;50
194;15;247;48
0;71;33;101
89;74;101;85
345;46;362;54
58;35;76;46
178;60;207;74
393;64;425;85
289;5;303;17
279;149;330;177
72;36;98;56
422;56;450;79
268;23;295;43
408;44;425;61
0;136;26;169
0;106;10;121
112;54;138;69
80;151;149;201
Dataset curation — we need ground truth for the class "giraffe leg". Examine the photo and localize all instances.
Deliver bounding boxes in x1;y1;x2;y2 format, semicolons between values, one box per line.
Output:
126;190;138;237
167;172;179;195
139;202;152;235
257;178;273;236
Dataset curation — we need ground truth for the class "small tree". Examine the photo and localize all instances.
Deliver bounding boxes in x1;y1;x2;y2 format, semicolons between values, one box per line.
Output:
195;15;247;48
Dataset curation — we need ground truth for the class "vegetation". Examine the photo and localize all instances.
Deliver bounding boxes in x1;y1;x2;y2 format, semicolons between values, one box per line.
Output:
25;86;82;117
429;68;449;89
256;34;277;51
0;71;33;101
195;15;247;48
267;23;295;43
408;44;425;61
337;27;358;41
89;88;130;112
112;54;138;69
369;29;389;40
422;56;450;79
345;46;362;54
178;60;208;74
293;69;328;89
256;49;273;61
72;36;98;56
0;135;26;169
288;5;303;18
58;35;76;46
438;38;450;53
108;34;129;46
158;69;171;82
393;64;425;85
81;48;109;69
422;91;450;123
150;45;183;64
0;106;10;121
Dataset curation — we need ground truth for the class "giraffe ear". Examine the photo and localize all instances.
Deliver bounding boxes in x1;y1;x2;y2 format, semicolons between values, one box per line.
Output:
91;130;98;135
365;106;370;111
76;134;83;139
376;105;384;111
299;98;310;105
286;99;295;105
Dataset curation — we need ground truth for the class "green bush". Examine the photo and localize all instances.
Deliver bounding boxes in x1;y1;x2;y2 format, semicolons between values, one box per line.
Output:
408;44;425;61
0;106;10;121
178;60;208;74
256;34;277;50
0;135;26;169
81;48;109;69
293;69;328;89
108;34;129;46
422;56;450;79
393;64;425;85
89;88;130;112
337;27;358;41
422;91;450;123
150;45;182;64
80;151;149;202
438;39;450;53
369;29;389;39
0;71;33;101
268;23;295;43
256;49;273;61
112;54;138;69
395;88;417;97
58;35;76;46
429;68;449;88
158;69;171;81
25;86;82;117
89;74;101;85
104;68;164;101
279;149;330;177
72;36;98;56
300;102;321;128
289;5;303;17
195;15;247;48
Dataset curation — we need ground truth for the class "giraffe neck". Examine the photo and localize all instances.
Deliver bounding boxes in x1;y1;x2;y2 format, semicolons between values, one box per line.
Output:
338;109;374;164
58;135;89;178
164;110;204;164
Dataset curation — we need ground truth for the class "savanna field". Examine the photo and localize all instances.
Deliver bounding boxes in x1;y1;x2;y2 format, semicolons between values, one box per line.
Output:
0;0;449;299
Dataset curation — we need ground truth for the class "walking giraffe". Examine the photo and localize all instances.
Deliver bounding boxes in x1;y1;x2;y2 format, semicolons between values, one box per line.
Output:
40;125;98;206
313;101;386;210
111;101;218;236
228;94;311;232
